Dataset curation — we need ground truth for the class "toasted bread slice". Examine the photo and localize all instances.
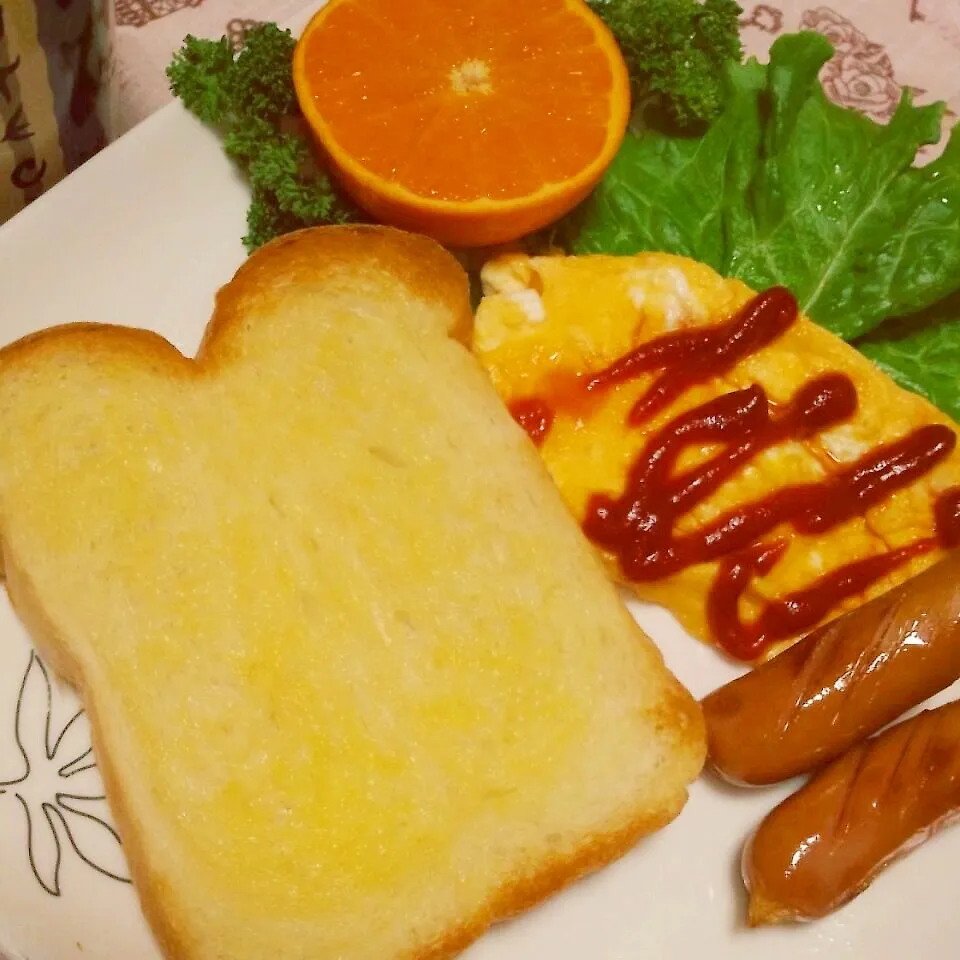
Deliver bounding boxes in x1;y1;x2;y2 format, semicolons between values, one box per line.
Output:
473;252;960;661
0;226;704;960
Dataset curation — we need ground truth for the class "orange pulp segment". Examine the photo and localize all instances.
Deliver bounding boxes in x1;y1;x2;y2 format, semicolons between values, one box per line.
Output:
293;0;631;246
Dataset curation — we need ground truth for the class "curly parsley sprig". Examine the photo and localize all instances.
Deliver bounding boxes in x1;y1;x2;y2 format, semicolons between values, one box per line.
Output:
588;0;744;129
167;24;360;252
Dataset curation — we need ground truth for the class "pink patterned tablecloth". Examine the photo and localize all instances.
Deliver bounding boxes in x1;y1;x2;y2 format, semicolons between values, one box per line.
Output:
111;0;960;150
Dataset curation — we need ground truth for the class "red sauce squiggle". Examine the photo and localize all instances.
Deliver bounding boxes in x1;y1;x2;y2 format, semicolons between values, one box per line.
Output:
509;287;960;661
709;480;960;659
586;286;798;425
707;540;937;661
508;397;554;448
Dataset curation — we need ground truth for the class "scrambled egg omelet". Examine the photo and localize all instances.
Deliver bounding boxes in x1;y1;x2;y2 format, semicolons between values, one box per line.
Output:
473;252;960;662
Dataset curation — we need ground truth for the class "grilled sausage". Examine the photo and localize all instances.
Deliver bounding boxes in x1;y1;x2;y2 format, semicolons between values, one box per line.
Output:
743;698;960;924
703;550;960;786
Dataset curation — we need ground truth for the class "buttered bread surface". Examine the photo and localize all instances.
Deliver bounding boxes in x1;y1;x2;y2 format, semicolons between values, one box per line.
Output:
0;227;703;960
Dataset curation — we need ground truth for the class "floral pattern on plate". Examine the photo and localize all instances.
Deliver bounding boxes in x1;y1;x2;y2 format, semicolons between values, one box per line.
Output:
0;652;129;897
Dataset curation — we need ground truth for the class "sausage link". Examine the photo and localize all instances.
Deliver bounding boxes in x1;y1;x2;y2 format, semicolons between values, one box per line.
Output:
703;549;960;785
743;698;960;924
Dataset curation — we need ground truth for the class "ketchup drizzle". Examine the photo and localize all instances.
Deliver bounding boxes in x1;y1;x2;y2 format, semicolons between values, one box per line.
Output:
586;286;798;425
508;287;960;661
508;397;554;448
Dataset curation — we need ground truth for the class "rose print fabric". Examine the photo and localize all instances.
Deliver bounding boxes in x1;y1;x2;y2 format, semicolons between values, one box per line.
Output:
800;6;902;122
107;1;960;147
4;1;960;219
740;1;960;158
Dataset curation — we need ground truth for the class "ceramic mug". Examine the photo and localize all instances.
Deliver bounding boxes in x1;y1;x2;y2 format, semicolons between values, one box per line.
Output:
0;0;116;224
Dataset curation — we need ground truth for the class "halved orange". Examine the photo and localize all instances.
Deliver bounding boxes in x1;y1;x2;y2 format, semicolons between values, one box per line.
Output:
293;0;630;247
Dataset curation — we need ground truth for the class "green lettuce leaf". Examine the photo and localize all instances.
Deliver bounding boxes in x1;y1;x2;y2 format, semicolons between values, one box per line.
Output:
571;32;960;342
562;60;764;264
857;295;960;421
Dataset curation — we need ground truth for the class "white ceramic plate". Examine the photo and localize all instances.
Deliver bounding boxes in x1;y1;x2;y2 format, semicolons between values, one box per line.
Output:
1;24;959;960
